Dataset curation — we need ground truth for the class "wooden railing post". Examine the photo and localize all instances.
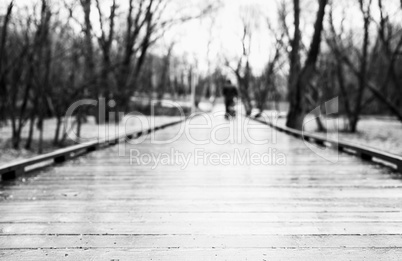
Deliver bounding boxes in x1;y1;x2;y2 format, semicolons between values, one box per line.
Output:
86;145;97;153
359;152;373;161
1;167;24;181
54;154;70;164
397;162;402;174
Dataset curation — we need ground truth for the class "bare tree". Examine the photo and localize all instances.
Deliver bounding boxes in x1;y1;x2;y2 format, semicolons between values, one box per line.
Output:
94;0;117;124
286;0;329;130
114;0;156;113
80;0;96;106
225;8;255;116
234;22;253;115
6;0;52;150
35;0;53;153
365;0;402;122
157;42;174;101
0;0;221;153
254;31;283;113
115;0;217;112
327;0;374;132
0;1;14;126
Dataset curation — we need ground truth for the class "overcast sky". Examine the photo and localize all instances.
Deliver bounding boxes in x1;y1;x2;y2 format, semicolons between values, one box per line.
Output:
163;0;277;75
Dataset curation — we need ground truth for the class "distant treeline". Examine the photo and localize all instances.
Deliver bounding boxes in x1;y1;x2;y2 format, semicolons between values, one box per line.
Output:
227;0;402;132
0;0;215;151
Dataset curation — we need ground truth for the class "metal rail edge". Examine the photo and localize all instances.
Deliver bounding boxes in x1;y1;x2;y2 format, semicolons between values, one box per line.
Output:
0;118;187;181
251;117;402;173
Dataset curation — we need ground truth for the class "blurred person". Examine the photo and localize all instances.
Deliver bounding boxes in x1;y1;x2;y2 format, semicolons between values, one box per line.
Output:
222;80;238;119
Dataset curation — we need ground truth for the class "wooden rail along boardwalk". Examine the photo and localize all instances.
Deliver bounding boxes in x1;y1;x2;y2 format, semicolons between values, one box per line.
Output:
1;113;402;260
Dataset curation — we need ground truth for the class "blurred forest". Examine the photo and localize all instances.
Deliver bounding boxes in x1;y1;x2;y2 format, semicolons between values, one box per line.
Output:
0;0;218;151
224;0;402;133
0;0;401;153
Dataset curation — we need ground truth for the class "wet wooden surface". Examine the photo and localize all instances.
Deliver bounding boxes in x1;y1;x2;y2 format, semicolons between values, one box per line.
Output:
1;113;402;260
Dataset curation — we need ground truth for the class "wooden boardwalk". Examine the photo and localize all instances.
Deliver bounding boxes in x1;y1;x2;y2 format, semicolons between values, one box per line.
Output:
1;112;402;260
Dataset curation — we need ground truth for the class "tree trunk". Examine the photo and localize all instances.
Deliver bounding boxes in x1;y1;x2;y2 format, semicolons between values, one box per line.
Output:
76;114;82;140
286;0;302;129
81;0;97;123
335;60;353;131
11;128;21;150
38;120;44;154
25;112;35;150
53;116;62;146
348;1;372;133
367;83;402;123
287;0;328;130
0;2;13;124
315;116;327;133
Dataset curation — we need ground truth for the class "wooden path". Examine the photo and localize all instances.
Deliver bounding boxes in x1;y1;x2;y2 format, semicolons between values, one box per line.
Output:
1;112;402;260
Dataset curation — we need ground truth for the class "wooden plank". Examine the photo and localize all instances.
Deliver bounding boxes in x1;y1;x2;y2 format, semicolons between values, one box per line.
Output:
2;222;402;235
1;212;402;223
2;188;402;200
1;112;402;259
0;205;399;214
1;198;402;208
2;235;402;249
1;248;402;261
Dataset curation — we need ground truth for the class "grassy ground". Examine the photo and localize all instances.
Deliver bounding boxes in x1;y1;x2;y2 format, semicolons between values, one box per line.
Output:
276;116;402;156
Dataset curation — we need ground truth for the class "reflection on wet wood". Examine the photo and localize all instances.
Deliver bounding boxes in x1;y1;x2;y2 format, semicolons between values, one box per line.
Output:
1;115;401;260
